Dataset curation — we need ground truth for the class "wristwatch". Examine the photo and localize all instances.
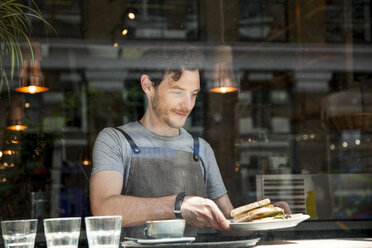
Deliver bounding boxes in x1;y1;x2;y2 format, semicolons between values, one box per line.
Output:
174;192;186;218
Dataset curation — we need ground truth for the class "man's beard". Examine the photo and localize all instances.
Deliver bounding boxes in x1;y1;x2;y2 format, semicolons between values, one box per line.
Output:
152;100;189;129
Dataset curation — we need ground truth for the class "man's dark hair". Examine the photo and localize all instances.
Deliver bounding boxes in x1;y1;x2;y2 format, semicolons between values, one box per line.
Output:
140;44;204;87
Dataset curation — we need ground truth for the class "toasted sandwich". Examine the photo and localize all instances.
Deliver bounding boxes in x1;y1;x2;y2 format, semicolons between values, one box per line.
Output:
231;198;285;223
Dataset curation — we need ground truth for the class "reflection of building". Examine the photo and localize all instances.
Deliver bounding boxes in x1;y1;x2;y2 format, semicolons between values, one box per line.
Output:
0;0;371;229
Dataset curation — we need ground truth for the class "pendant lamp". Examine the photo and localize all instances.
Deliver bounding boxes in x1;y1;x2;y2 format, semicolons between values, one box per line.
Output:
7;105;27;131
15;42;48;94
81;155;92;166
210;45;239;93
7;95;27;131
79;147;92;166
209;0;239;93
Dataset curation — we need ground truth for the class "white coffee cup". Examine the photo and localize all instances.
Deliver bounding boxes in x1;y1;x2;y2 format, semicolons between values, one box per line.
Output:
43;217;81;248
144;219;185;239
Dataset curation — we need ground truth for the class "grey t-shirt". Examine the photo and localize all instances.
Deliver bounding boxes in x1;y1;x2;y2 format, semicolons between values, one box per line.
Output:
92;121;227;200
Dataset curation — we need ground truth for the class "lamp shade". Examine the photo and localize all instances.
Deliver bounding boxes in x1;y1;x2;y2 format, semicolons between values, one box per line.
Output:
16;60;48;94
6;106;27;131
15;42;48;94
209;45;239;93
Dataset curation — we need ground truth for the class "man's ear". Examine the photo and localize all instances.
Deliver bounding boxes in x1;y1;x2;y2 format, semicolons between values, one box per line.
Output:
140;74;153;94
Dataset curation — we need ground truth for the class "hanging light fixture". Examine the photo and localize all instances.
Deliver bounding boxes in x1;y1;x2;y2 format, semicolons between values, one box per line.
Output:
7;95;27;131
210;45;239;93
209;0;239;93
15;42;48;94
79;147;92;166
81;154;92;166
7;105;27;131
1;124;22;171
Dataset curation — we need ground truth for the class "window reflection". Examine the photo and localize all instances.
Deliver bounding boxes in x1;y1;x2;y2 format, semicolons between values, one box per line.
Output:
0;0;371;241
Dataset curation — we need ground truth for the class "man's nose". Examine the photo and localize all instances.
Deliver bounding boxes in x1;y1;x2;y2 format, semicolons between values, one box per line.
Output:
181;94;195;110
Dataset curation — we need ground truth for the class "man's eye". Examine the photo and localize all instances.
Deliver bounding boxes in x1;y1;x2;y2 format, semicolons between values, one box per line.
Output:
192;93;199;97
173;91;183;95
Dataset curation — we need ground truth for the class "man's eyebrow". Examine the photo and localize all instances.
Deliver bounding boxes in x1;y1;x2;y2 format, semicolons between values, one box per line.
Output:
170;86;201;92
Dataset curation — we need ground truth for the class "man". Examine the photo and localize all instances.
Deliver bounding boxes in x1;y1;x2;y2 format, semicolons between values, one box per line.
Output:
90;46;234;238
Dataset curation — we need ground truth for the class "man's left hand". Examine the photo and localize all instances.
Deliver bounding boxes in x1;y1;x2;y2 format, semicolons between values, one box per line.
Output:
181;196;231;231
273;201;292;214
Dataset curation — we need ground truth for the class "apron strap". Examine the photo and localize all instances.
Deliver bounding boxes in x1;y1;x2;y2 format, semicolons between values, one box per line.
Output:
192;136;200;161
193;136;206;183
113;127;141;154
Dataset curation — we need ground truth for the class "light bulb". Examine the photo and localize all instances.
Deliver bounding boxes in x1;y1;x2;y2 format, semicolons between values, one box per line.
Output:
28;86;37;94
128;12;135;20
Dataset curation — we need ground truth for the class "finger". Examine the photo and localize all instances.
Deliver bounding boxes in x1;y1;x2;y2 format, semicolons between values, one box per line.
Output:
197;205;223;230
274;201;292;214
211;207;231;231
284;204;292;214
282;202;292;214
199;211;218;229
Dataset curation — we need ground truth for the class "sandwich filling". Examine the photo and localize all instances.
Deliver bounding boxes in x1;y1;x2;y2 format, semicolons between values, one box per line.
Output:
231;199;286;223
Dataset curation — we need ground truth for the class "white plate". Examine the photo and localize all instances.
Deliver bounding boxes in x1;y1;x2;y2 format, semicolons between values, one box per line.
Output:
136;237;195;244
230;213;310;231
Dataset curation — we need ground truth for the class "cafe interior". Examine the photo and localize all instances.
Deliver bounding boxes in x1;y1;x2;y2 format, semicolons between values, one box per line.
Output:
0;0;371;246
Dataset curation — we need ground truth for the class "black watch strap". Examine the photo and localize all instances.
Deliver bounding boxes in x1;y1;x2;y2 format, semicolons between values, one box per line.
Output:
174;192;186;218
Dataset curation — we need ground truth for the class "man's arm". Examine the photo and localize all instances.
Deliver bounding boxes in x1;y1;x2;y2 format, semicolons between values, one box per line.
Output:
90;170;231;230
90;170;176;227
213;194;234;218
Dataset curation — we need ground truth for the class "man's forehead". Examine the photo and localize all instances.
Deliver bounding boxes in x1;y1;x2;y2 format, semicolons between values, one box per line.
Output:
165;69;199;78
164;70;200;88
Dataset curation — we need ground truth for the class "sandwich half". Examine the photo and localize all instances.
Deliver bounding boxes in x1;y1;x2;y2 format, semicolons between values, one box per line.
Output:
231;198;285;223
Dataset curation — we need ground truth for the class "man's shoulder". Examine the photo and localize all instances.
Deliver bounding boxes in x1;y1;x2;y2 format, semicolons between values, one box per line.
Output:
180;129;212;149
98;121;137;132
96;122;140;144
118;121;140;131
111;121;144;137
117;122;163;146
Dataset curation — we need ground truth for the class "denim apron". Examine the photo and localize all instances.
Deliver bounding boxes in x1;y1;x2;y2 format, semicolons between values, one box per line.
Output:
113;127;208;238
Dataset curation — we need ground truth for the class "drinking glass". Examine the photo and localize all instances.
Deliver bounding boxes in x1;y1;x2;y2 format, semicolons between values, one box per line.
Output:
1;219;38;248
43;217;81;248
84;216;122;248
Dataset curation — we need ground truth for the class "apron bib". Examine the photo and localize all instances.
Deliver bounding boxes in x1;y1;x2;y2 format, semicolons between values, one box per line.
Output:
114;127;207;238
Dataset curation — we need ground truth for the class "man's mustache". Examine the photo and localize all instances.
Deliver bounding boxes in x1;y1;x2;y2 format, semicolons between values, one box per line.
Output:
173;109;191;115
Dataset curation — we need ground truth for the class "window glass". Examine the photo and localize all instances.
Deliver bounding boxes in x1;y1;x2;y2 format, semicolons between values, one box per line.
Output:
0;0;371;245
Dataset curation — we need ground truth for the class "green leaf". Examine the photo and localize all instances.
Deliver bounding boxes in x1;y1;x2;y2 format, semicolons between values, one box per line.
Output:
0;0;55;94
273;214;286;219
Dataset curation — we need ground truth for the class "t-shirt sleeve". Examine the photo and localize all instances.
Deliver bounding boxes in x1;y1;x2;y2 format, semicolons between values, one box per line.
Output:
91;127;130;176
200;138;227;199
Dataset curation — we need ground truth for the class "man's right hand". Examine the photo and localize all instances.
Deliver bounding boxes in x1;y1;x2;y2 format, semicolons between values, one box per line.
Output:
180;196;231;231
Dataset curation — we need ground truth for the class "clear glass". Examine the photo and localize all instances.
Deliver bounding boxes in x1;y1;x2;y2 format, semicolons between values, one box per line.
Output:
43;217;81;248
84;216;122;248
1;219;38;248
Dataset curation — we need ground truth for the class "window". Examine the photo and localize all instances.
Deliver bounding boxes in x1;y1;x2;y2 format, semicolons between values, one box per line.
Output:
1;0;371;245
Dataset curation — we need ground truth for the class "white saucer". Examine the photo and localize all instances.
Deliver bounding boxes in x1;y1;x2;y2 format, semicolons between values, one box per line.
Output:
136;237;195;244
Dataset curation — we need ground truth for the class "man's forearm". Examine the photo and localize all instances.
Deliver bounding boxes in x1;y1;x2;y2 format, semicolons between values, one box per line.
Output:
213;194;234;219
91;194;177;227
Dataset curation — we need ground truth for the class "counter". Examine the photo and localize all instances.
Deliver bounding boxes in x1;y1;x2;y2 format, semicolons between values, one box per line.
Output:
256;238;372;248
